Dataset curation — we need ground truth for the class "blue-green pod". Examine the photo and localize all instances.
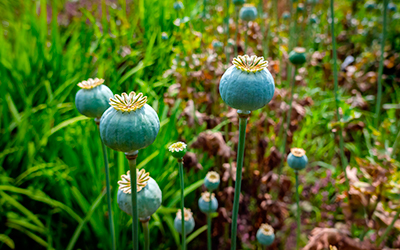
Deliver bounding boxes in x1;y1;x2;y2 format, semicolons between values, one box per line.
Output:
204;171;220;191
174;208;195;235
287;148;308;171
117;169;162;220
212;40;224;50
198;193;218;213
289;47;307;65
75;78;113;118
161;32;168;40
239;4;257;21
174;1;184;11
297;3;305;12
233;0;245;6
256;224;275;246
282;11;290;20
100;92;160;153
388;3;397;12
169;142;187;159
309;14;318;24
365;2;376;11
219;55;275;111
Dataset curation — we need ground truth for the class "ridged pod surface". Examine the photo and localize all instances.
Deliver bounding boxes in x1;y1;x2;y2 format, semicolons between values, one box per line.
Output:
174;208;195;235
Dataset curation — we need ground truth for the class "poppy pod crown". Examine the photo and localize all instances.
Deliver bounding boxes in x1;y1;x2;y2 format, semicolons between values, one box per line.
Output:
257;223;275;246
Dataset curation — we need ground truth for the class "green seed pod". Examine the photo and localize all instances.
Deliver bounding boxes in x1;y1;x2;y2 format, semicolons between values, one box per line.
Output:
297;3;305;12
212;40;224;50
309;14;318;24
168;142;187;159
307;0;319;4
282;11;290;20
198;192;218;213
233;0;245;6
204;171;220;191
174;1;184;11
256;224;275;246
174;208;195;235
219;55;275;111
287;148;308;171
388;3;397;12
288;47;307;65
117;169;162;220
100;92;160;153
239;4;258;22
75;78;113;118
364;1;376;11
161;32;168;40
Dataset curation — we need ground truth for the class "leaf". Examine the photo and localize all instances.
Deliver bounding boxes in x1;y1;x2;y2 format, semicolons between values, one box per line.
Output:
186;225;207;244
166;179;204;207
0;234;15;249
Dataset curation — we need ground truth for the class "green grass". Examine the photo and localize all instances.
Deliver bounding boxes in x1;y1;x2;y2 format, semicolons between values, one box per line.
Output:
1;0;400;249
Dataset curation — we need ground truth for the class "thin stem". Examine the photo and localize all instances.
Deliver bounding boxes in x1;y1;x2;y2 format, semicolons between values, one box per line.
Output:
376;209;400;246
390;129;400;158
101;140;116;250
330;0;350;189
178;160;186;250
142;220;150;250
244;22;248;54
278;66;296;178
96;119;116;250
259;0;267;58
234;6;239;56
374;0;388;128
207;193;212;250
295;171;301;250
230;110;250;250
127;151;139;250
225;0;231;64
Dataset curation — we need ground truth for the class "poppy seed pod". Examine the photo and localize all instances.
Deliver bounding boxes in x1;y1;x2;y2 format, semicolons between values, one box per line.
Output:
100;92;160;153
174;208;195;235
198;192;218;213
169;141;187;159
233;0;245;6
297;3;305;12
204;171;220;191
219;55;275;111
287;148;308;171
174;1;184;11
309;14;318;24
364;2;376;11
256;224;275;246
239;4;258;21
75;78;113;118
161;32;168;40
117;169;162;220
212;40;224;50
282;11;290;20
388;3;397;12
289;47;307;65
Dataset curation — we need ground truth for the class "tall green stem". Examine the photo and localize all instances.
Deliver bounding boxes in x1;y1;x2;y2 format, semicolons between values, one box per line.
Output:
376;209;400;246
225;0;231;64
178;159;186;250
96;119;116;250
295;171;301;250
207;192;212;250
278;66;296;177
126;151;139;250
244;22;248;54
141;219;150;250
374;0;388;127
234;6;239;56
230;110;250;250
330;0;350;188
390;129;400;158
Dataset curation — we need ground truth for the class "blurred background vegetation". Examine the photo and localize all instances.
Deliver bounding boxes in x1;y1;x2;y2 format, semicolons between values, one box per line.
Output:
0;0;399;249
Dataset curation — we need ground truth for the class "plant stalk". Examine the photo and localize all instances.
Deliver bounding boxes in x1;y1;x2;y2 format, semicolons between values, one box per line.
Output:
376;209;400;246
374;0;388;128
207;192;212;250
126;151;139;250
178;159;186;250
141;218;150;250
234;6;240;56
330;0;350;189
244;22;248;54
95;118;116;250
295;171;301;250
230;110;250;250
226;0;231;64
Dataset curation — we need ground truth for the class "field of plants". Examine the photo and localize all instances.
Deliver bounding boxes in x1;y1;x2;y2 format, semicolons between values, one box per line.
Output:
1;0;400;249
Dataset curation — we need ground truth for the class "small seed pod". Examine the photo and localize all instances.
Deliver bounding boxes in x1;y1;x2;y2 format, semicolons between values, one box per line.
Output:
161;32;168;40
174;208;195;235
388;3;397;12
173;1;184;11
227;38;235;47
233;0;245;6
256;224;275;246
239;4;257;22
204;171;220;191
297;3;305;12
219;55;275;111
100;91;160;153
117;169;162;220
364;2;376;11
212;40;224;50
282;11;290;20
309;14;318;24
75;78;113;118
168;141;187;159
287;148;308;171
307;0;319;4
289;47;307;65
198;192;218;213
